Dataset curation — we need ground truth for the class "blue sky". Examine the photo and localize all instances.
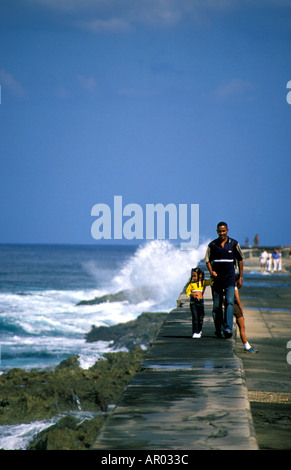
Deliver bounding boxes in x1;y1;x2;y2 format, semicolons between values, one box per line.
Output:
1;0;291;247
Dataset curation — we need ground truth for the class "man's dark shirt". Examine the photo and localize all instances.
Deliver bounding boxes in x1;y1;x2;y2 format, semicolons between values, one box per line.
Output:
205;237;244;288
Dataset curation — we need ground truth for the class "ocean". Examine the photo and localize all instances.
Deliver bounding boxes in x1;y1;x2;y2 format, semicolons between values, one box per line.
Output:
0;240;208;373
1;241;290;449
0;240;209;450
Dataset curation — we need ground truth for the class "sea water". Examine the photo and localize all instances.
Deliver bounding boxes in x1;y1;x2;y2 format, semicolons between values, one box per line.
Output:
0;240;209;449
0;241;209;373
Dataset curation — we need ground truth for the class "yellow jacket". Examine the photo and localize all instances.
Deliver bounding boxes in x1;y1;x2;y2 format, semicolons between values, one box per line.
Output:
186;279;212;297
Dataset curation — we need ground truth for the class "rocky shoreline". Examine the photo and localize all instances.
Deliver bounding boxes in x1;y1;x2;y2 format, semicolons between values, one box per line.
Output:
0;311;168;450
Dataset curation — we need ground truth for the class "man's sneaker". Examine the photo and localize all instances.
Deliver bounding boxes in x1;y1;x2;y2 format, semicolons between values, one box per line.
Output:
244;347;258;353
192;332;202;338
224;329;232;339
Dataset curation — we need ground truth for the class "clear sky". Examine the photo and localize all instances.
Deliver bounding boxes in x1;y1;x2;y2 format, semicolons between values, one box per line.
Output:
1;0;291;247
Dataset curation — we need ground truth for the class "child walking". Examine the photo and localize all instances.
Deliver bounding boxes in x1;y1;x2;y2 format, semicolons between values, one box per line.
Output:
186;267;212;338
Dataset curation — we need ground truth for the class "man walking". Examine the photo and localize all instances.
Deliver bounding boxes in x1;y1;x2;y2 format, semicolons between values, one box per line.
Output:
205;222;244;338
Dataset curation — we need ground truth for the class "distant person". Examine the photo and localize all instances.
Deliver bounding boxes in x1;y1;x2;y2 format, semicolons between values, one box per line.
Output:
245;237;249;248
233;274;258;353
272;249;280;272
253;234;259;248
260;249;268;272
278;250;282;271
186;267;212;338
266;250;272;272
205;222;244;339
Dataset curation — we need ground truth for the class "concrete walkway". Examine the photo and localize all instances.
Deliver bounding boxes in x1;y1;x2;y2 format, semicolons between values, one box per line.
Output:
234;296;291;449
92;288;258;450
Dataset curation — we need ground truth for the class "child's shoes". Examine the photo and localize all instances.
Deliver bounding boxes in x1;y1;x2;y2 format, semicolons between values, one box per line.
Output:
192;332;202;338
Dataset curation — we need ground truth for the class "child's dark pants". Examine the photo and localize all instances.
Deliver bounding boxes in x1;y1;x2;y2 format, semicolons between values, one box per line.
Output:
190;298;205;334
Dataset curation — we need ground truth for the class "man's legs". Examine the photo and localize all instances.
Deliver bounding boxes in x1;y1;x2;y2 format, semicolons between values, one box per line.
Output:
212;287;223;337
223;285;235;337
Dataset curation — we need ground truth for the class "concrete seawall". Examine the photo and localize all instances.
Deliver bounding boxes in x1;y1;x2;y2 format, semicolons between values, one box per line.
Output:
91;287;258;450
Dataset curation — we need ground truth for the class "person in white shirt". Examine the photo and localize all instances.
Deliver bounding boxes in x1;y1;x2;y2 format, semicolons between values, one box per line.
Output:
260;249;268;272
266;250;272;272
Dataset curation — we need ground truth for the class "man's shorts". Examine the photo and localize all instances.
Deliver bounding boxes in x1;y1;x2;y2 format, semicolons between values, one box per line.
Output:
234;301;243;319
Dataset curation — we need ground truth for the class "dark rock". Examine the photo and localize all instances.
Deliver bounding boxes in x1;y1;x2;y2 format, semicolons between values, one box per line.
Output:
85;311;168;350
76;290;130;306
76;286;160;306
0;347;145;426
56;355;80;369
27;414;106;450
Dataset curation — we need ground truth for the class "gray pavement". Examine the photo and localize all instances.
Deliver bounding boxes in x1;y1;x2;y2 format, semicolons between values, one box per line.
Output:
92;289;258;450
234;295;291;449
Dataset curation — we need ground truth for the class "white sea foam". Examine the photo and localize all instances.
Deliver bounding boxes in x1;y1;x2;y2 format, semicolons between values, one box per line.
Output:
0;419;59;450
0;411;100;450
0;240;209;372
111;240;209;308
